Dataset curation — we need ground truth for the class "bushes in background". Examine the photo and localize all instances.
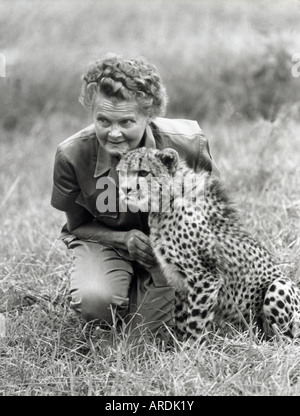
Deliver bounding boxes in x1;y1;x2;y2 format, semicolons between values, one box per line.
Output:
1;0;299;130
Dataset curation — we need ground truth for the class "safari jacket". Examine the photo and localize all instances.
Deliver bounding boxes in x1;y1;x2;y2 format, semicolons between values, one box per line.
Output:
51;117;219;238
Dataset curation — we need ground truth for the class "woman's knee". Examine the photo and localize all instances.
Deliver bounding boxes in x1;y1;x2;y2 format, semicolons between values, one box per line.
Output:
68;241;133;322
70;286;129;323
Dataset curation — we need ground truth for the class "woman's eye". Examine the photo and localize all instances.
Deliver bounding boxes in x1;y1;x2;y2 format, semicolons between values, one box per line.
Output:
97;118;110;127
138;170;149;177
121;119;134;127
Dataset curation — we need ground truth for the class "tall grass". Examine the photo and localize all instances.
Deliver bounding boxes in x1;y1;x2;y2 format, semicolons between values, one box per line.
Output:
0;0;300;396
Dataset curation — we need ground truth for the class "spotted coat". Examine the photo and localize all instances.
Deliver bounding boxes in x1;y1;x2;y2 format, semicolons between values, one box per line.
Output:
117;147;300;340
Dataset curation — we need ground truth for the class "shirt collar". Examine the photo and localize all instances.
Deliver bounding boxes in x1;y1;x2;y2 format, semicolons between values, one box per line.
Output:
93;123;156;177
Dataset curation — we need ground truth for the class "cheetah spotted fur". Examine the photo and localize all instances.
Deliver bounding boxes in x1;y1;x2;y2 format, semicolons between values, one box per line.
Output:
117;147;300;340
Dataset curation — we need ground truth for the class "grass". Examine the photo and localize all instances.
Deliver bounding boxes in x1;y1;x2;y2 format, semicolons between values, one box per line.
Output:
1;0;300;123
1;0;300;396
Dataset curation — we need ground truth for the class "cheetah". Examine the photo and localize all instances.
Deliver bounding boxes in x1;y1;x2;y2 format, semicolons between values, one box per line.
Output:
117;147;300;340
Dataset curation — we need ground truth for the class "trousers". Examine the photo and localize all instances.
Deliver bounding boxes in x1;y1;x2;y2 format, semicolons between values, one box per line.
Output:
67;239;175;336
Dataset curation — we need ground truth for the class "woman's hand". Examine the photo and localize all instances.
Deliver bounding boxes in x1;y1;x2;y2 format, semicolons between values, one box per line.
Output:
124;229;157;269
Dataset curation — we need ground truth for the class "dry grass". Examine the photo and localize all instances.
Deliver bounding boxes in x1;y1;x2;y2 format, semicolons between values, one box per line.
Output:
0;0;300;396
1;113;299;396
1;0;300;123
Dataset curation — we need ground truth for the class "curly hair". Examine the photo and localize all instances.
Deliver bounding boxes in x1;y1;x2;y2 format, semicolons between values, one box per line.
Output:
79;53;168;119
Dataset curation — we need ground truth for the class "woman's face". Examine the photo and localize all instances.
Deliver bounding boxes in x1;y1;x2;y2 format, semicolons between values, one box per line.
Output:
93;92;150;158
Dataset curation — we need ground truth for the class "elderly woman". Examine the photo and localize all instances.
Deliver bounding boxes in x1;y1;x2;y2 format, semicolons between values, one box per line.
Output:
51;53;219;339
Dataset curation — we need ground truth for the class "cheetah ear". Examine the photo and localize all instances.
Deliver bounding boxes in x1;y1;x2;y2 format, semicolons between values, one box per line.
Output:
156;148;179;174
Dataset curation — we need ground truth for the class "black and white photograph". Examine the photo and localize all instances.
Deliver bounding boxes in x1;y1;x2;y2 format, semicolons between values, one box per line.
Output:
1;0;300;397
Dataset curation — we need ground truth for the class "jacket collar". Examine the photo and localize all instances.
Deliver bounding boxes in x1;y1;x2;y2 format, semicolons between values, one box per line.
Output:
94;123;156;177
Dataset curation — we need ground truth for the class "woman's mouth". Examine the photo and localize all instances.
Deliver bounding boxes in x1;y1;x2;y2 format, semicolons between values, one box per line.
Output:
108;140;125;145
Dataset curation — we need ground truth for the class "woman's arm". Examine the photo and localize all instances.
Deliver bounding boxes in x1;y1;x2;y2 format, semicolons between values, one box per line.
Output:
66;203;127;249
51;142;156;267
66;205;156;268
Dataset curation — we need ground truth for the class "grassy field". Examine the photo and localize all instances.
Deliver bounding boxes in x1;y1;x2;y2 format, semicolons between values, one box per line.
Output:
0;0;300;396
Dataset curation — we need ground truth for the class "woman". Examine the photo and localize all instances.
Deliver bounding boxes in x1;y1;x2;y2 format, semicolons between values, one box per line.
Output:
51;53;219;339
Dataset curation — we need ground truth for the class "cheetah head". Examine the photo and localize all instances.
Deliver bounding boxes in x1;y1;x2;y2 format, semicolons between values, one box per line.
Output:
117;147;179;213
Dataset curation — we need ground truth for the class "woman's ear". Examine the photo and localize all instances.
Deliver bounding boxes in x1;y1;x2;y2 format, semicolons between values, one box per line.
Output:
156;148;179;174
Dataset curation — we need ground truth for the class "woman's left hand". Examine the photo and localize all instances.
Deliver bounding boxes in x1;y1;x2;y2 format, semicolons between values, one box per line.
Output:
124;229;157;269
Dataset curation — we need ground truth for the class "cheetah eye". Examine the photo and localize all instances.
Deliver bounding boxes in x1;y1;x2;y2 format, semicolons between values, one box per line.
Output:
138;170;149;177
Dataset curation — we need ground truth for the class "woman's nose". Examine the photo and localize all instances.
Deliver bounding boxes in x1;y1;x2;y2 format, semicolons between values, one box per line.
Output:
109;125;122;138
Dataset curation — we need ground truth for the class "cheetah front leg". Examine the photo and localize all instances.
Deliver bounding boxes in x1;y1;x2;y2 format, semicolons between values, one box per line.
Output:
185;271;222;340
174;290;188;340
